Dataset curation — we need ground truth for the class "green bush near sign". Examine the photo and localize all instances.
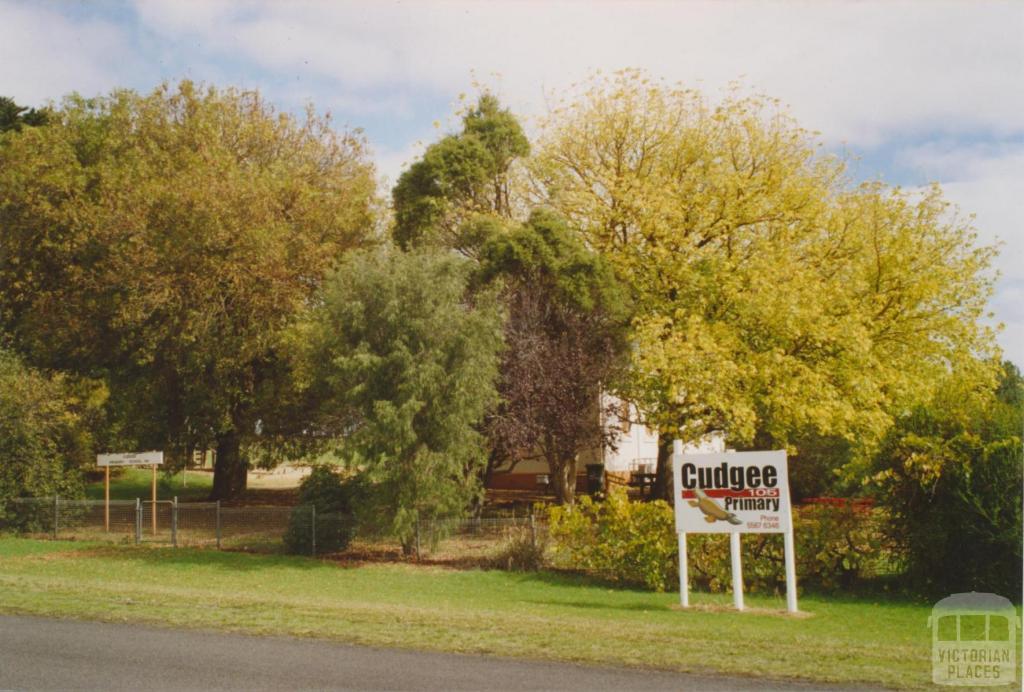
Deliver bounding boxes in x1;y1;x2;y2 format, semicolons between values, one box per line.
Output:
548;489;887;593
688;504;889;593
549;489;677;590
869;363;1023;598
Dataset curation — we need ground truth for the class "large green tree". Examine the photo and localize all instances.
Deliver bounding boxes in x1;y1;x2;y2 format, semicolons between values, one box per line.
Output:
533;70;1000;483
392;93;529;253
0;82;377;499
303;249;504;549
472;211;632;504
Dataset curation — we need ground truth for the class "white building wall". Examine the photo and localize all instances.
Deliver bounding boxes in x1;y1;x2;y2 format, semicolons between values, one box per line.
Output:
488;394;727;487
602;397;658;473
602;395;725;473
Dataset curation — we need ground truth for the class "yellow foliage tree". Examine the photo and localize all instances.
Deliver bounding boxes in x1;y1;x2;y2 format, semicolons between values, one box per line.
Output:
532;70;999;471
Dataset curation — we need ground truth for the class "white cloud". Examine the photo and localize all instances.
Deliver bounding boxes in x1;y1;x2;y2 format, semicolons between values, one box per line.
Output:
130;0;1024;365
4;0;1022;362
899;141;1024;184
130;0;1024;146
132;0;235;34
0;1;135;106
897;140;1024;280
898;141;1024;363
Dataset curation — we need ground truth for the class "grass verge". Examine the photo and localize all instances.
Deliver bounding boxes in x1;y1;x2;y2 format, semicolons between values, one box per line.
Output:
0;536;983;689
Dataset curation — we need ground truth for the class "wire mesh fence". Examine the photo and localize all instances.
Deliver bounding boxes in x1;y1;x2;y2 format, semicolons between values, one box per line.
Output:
0;495;898;591
0;496;546;564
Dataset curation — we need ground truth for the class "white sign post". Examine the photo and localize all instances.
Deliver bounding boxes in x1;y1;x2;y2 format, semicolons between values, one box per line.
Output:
97;451;163;534
672;440;798;613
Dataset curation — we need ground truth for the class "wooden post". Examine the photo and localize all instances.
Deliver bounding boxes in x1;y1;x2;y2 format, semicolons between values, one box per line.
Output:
104;466;110;532
310;505;316;558
151;464;157;535
134;498;141;544
529;511;537;551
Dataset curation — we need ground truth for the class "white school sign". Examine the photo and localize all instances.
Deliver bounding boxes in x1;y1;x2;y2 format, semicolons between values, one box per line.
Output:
97;451;164;467
96;451;164;534
672;443;798;613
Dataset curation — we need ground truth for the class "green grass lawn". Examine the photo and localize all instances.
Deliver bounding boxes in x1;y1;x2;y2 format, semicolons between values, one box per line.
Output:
0;537;976;688
85;468;213;502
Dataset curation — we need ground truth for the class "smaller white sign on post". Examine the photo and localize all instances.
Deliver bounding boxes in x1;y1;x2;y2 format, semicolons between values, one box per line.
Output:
672;442;798;613
96;451;164;467
97;451;164;535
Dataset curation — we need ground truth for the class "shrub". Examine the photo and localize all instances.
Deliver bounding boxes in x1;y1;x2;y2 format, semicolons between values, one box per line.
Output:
872;431;1022;597
548;488;886;593
869;363;1023;598
284;466;358;555
688;502;887;593
305;248;503;554
0;349;89;528
490;522;548;572
548;489;677;590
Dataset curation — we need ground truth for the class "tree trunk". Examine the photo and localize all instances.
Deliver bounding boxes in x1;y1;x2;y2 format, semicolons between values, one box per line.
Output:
211;428;247;500
470;450;501;518
482;449;502;494
550;457;577;505
651;436;673;502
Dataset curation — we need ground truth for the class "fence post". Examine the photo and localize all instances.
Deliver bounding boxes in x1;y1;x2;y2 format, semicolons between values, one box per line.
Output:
415;519;421;561
52;494;59;540
171;496;178;548
529;510;537;551
310;505;316;558
215;500;222;550
134;498;141;545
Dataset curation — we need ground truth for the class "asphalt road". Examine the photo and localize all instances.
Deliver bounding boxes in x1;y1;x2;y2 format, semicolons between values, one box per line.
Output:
0;615;862;691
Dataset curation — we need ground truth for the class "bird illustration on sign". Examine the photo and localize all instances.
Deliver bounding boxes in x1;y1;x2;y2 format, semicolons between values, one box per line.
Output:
689;488;743;525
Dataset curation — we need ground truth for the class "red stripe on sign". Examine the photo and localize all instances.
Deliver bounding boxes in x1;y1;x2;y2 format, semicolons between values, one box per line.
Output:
681;488;780;499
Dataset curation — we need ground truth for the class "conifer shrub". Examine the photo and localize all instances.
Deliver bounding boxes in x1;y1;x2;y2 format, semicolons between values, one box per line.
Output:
284;466;358;555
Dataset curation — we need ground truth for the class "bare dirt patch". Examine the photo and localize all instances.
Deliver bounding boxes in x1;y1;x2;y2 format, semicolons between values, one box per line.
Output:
248;465;310;490
668;602;815;619
20;546;118;562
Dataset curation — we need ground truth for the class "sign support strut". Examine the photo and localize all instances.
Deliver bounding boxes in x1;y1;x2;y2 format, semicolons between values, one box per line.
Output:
730;532;744;611
677;529;689;607
784;525;798;613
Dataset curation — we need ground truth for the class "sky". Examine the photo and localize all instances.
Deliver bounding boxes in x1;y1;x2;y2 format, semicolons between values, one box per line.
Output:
2;0;1022;364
